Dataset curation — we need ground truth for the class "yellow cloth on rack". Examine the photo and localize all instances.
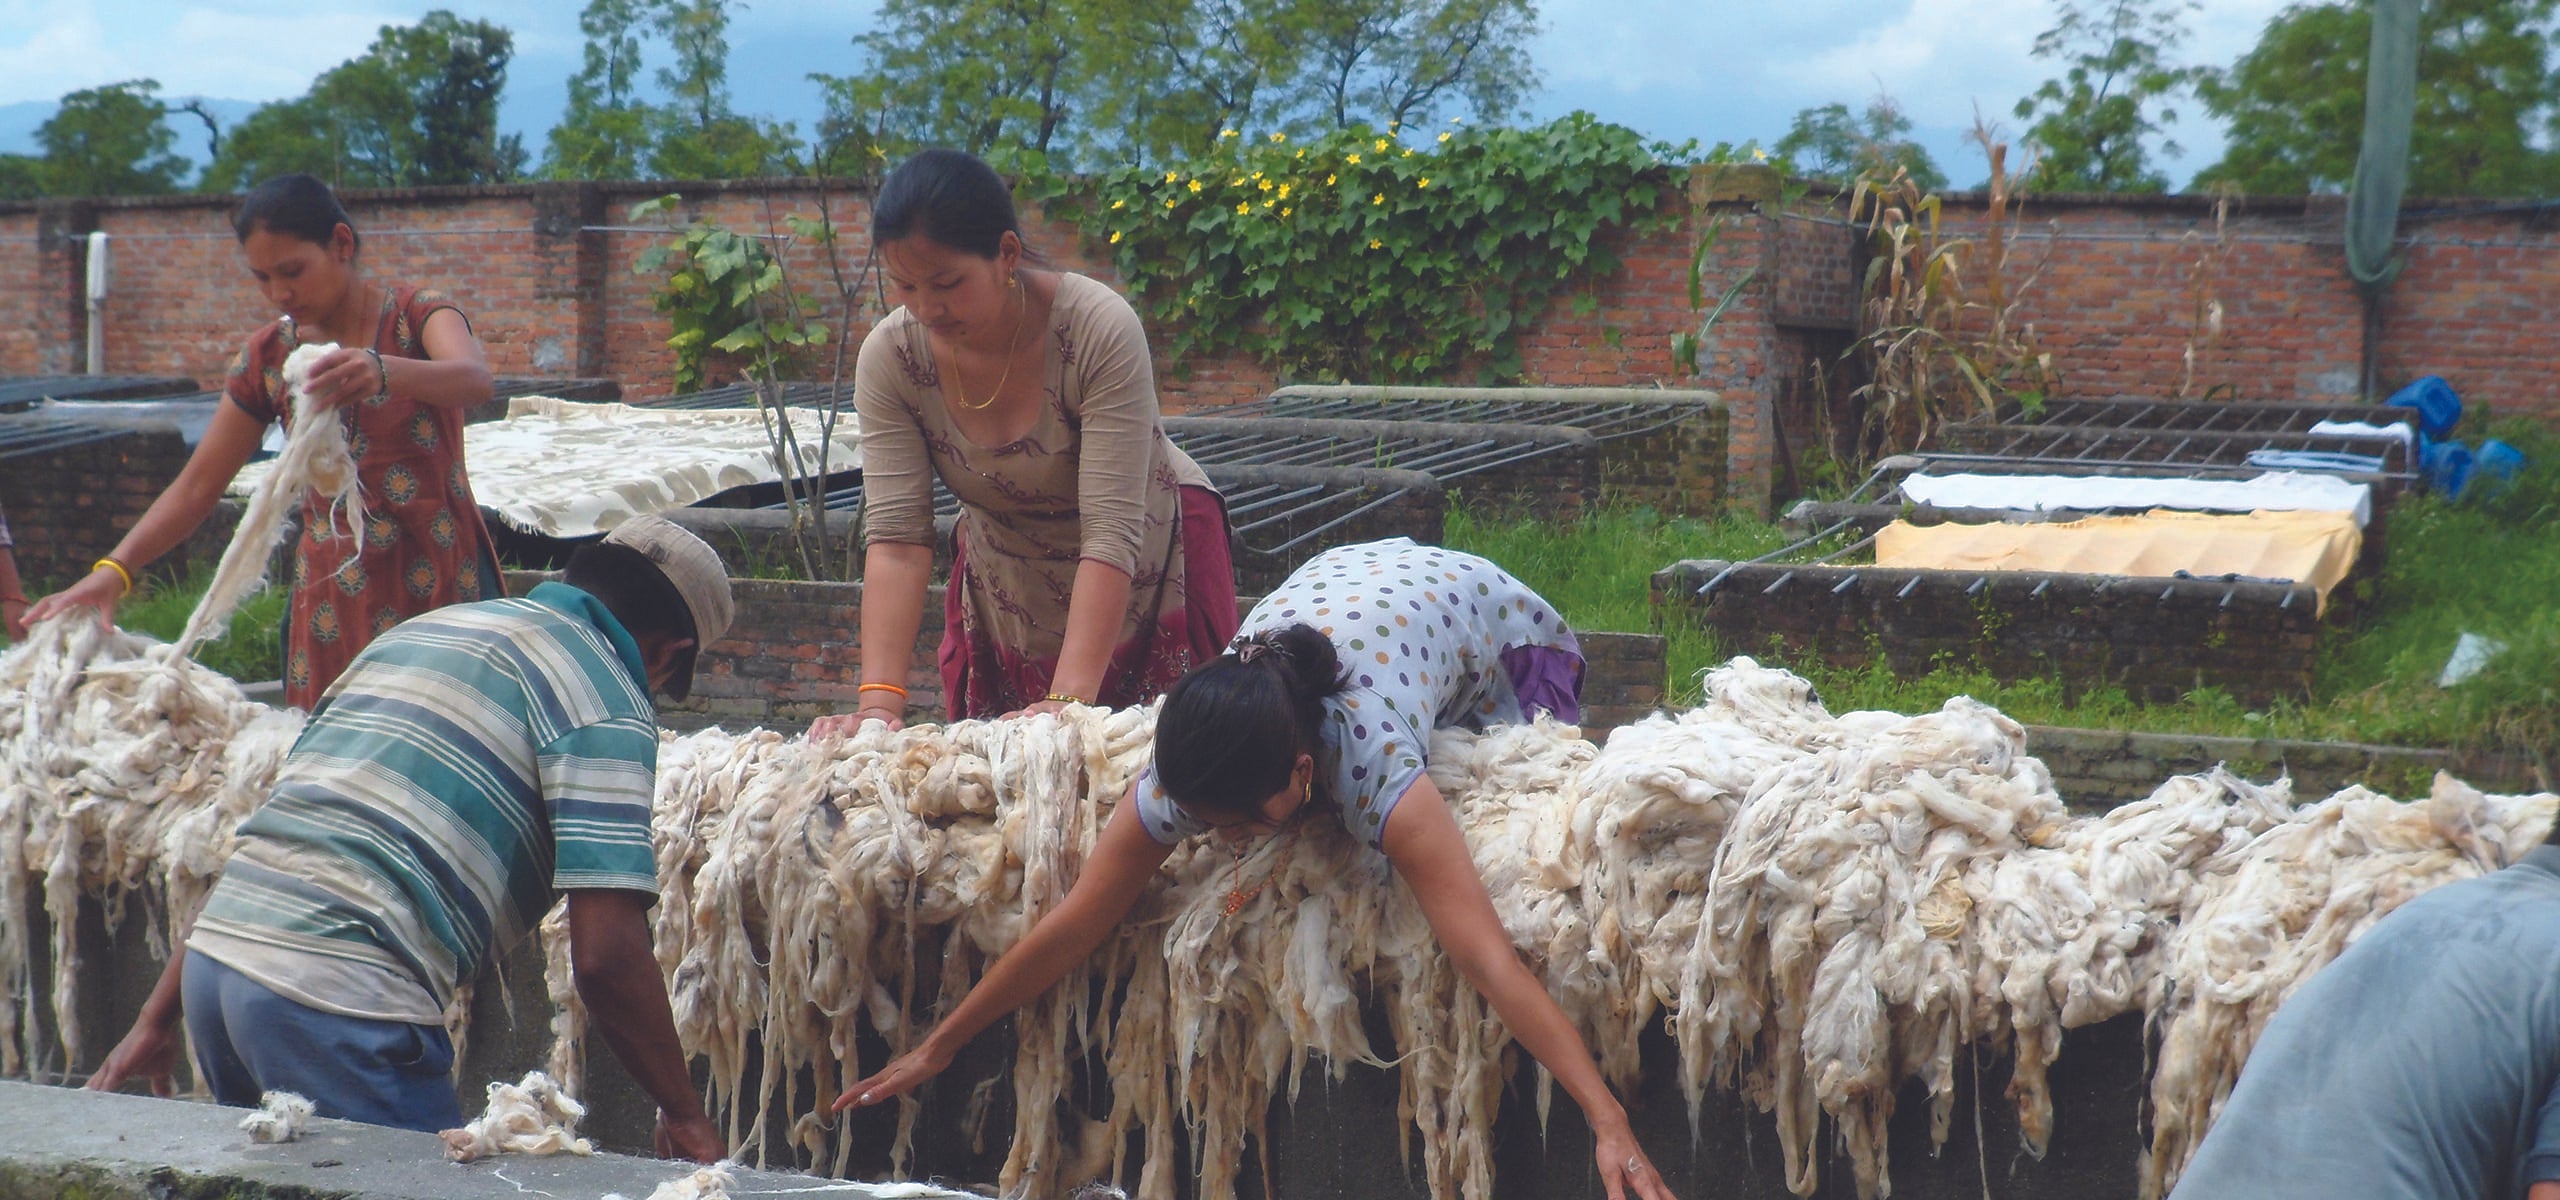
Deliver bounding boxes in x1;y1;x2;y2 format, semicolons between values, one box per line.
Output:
1874;508;2364;614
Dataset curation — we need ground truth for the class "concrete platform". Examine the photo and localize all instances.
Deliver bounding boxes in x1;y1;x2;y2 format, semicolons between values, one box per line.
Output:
0;1079;964;1199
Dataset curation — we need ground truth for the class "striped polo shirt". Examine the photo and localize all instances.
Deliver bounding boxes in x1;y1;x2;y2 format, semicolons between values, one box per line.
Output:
189;582;663;1024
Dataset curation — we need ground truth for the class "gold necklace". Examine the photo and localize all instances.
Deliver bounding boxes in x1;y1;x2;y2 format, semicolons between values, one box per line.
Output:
1219;784;1309;918
950;278;1026;412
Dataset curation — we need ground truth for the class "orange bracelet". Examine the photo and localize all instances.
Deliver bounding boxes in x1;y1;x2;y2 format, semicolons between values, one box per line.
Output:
856;682;908;700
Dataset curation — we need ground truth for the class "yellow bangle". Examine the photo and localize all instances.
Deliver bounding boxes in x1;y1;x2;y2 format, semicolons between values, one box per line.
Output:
1042;692;1087;706
92;556;134;596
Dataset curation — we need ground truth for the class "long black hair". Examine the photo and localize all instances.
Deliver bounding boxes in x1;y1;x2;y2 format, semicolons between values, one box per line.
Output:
1153;625;1350;818
232;173;359;254
872;148;1024;259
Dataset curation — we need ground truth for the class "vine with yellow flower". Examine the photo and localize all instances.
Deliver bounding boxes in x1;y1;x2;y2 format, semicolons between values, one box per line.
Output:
1023;114;1685;383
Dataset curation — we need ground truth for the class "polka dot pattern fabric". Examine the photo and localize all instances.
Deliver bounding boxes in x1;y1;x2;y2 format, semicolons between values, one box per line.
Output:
1135;537;1579;873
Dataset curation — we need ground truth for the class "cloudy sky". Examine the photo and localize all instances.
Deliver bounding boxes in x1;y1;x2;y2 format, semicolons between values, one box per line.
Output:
0;0;2299;186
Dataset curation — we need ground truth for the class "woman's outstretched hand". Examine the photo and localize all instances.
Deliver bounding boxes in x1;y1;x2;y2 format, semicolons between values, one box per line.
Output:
1594;1121;1681;1200
832;1041;952;1113
24;569;125;631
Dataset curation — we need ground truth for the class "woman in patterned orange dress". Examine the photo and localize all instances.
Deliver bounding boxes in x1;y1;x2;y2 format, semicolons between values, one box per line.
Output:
27;174;501;710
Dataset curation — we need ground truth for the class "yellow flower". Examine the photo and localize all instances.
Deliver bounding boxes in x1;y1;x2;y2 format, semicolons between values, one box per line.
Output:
1276;183;1292;199
1402;147;1415;157
1280;206;1292;216
1752;147;1769;162
1374;138;1390;152
1109;230;1123;244
1164;170;1179;183
1188;179;1203;193
1261;199;1273;209
1269;131;1286;142
1346;153;1360;165
1258;178;1273;192
1164;198;1177;209
1372;192;1385;205
1418;177;1430;188
1438;131;1452;143
1110;198;1125;210
1369;238;1383;249
1326;173;1337;184
1230;176;1245;186
1252;171;1265;182
1221;128;1239;139
1294;148;1306;159
1236;200;1250;214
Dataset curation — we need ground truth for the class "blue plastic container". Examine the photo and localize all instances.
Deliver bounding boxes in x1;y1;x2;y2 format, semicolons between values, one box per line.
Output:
2423;439;2475;499
2472;438;2525;497
2386;375;2463;439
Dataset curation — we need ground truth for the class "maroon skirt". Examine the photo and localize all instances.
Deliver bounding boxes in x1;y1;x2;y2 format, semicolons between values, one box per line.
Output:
939;484;1239;719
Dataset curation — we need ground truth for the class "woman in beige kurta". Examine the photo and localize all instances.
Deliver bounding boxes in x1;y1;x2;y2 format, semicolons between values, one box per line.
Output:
812;149;1238;727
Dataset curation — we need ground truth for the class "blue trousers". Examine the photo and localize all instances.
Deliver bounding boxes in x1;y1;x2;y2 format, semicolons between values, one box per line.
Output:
182;949;463;1132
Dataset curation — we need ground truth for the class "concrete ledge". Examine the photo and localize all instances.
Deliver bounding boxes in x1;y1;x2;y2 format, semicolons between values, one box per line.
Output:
0;1079;941;1199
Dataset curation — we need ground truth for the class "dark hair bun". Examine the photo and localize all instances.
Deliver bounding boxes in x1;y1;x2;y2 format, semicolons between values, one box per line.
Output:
1155;624;1347;818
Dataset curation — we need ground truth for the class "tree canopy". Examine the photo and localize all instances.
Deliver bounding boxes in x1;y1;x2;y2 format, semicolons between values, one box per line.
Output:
819;0;1538;166
2197;0;2560;196
2012;0;2199;193
1774;94;1946;190
544;0;800;181
204;11;525;192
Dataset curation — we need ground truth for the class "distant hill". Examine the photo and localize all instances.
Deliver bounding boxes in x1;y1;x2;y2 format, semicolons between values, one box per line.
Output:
0;96;262;169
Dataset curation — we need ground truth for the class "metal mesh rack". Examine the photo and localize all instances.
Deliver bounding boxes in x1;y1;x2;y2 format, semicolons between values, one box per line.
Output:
1209;387;1718;439
0;391;220;462
0;375;199;413
1941;397;2419;472
1202;384;1729;510
627;382;853;411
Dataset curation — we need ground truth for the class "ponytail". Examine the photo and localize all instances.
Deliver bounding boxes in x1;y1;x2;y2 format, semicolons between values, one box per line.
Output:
1154;624;1348;818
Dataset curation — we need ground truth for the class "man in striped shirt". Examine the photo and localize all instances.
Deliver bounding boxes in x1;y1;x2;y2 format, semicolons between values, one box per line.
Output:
88;515;735;1162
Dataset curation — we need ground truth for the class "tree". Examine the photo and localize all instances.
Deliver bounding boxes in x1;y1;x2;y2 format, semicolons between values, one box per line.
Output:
546;0;657;179
0;156;46;201
2012;0;2198;192
38;80;189;196
1292;0;1537;132
645;0;799;179
203;11;521;191
818;0;1090;160
2196;0;2560;196
824;0;1542;165
1775;93;1947;189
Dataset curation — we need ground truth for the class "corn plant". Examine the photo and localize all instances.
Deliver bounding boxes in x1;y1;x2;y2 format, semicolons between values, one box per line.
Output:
1840;121;2055;470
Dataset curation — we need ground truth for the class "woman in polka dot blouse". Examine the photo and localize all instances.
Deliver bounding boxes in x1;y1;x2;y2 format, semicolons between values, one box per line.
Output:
837;539;1679;1200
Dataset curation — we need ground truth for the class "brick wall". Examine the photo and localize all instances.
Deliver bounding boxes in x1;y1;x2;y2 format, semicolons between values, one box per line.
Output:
14;171;2560;530
0;428;197;583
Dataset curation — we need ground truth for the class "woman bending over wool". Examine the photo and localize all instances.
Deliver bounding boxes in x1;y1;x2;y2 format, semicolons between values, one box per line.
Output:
805;149;1236;731
837;537;1679;1200
25;173;500;709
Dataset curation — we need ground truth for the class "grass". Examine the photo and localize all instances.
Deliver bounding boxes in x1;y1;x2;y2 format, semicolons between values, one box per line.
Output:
117;574;293;683
2;571;291;684
1447;418;2560;762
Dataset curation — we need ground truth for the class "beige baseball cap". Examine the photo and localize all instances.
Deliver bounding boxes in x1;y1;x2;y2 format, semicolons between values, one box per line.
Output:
599;515;734;698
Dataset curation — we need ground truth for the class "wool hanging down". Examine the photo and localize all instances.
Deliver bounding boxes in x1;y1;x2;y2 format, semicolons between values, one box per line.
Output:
0;344;355;1081
0;396;2553;1199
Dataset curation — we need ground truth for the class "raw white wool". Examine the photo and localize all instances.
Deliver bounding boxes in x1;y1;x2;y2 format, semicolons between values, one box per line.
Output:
240;1090;315;1143
438;1070;596;1162
642;1161;734;1200
5;517;2553;1200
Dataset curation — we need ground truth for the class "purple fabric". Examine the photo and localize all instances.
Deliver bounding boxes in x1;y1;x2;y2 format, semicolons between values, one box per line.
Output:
1499;643;1584;724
